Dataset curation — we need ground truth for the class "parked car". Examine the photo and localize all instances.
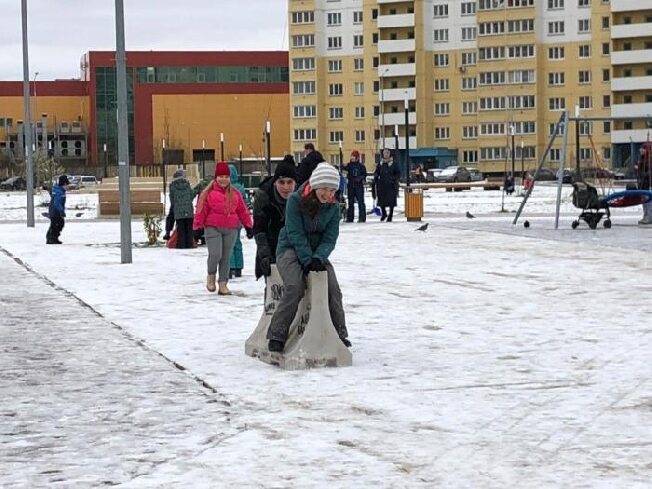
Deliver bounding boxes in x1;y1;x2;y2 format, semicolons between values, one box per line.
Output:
0;176;27;191
468;168;484;181
78;175;98;188
556;168;577;184
426;168;443;182
533;168;557;181
434;166;472;183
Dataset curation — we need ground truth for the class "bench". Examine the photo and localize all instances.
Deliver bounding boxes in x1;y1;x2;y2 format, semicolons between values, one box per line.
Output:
98;189;163;217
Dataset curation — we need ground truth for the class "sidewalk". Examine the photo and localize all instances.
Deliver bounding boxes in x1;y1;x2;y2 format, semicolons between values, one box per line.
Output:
0;250;233;488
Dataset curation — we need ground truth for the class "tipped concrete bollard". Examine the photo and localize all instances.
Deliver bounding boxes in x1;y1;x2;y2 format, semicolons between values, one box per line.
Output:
245;267;352;370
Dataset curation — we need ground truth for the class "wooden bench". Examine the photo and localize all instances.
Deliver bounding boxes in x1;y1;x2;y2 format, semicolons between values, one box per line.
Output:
98;189;163;217
403;180;502;192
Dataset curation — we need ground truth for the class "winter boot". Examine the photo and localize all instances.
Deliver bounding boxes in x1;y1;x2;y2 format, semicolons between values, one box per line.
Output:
206;274;216;292
218;281;232;296
639;217;652;225
268;339;285;352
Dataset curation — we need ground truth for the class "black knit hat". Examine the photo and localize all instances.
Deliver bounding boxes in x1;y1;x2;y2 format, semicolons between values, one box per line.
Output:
58;175;70;186
274;157;297;181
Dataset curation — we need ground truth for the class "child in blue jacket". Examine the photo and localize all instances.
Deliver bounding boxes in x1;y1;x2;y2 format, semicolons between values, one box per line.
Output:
46;175;69;244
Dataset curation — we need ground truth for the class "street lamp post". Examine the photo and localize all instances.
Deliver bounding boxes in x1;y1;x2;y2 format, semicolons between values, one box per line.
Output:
394;124;399;155
379;68;389;152
239;144;243;177
21;0;35;227
162;138;167;210
520;138;524;187
404;95;410;188
338;140;343;173
220;132;224;161
510;125;516;180
265;121;271;177
103;143;108;178
201;138;206;179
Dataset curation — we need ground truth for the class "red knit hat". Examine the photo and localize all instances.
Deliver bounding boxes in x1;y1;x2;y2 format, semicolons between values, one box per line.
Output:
350;150;360;159
214;162;230;177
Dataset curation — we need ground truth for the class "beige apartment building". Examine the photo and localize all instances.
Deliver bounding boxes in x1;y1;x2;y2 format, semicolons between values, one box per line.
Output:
288;0;652;175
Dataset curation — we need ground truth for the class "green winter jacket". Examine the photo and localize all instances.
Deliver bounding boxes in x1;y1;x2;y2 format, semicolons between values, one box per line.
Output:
169;177;195;219
276;183;340;267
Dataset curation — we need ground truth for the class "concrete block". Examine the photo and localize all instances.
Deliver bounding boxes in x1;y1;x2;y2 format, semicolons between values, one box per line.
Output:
245;267;352;370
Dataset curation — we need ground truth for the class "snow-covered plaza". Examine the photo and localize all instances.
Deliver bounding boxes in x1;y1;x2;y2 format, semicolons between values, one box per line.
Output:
0;185;650;488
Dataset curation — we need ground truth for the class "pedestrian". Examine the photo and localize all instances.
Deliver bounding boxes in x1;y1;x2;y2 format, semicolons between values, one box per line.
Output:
266;162;350;353
193;162;253;295
343;150;367;222
46;174;69;244
504;174;515;195
168;169;196;248
296;142;325;185
252;155;297;279
636;141;652;225
228;163;249;278
372;148;401;222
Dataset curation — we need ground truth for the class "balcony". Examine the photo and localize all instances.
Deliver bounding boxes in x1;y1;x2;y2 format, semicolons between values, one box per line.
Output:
377;13;415;29
611;23;652;39
611;49;652;65
379;87;416;102
381;136;418;150
378;39;416;54
611;102;652;118
381;111;417;126
611;129;652;144
612;76;652;92
611;0;652;12
378;63;416;78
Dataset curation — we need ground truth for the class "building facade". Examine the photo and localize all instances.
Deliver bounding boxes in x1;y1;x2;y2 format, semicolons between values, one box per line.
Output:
288;0;652;175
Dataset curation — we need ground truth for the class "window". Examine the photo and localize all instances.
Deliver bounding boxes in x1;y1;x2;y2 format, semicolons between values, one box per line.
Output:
461;2;476;15
578;19;590;33
578;95;592;109
327;37;342;50
578;70;591;84
480;147;507;161
292;58;315;71
434;4;449;17
509;70;535;84
479;97;507;110
291;11;314;24
548;0;564;8
461;52;476;66
549;97;566;110
602;69;610;82
479;21;505;36
601;16;609;29
327;12;342;26
579;45;591;58
550;120;565;136
602;43;610;55
353;35;364;48
328;107;343;120
463;151;478;164
293;128;316;141
579;148;592;160
548;47;565;60
434;103;450;115
329;83;343;96
579;121;593;135
508;45;535;58
513;121;536;134
602;147;611;160
479;71;506;85
550;148;561;161
355;130;366;142
461;27;477;41
372;33;379;45
548;72;565;86
462;101;478;114
479;46;506;61
434;53;449;67
353;58;364;71
433;29;449;42
292;34;315;48
293;81;316;94
328;60;342;72
372;9;378;20
329;131;344;143
354;107;365;119
462;126;478;139
353;11;363;23
373;80;379;93
480;122;505;135
509;95;536;109
603;121;611;133
354;82;364;95
548;21;565;35
434;79;450;91
462;77;477;90
293;105;316;118
434;127;450;139
578;0;590;7
508;19;535;33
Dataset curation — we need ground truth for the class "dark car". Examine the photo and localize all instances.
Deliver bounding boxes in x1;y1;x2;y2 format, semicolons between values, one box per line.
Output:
532;167;557;181
556;168;576;184
434;166;472;183
0;176;26;191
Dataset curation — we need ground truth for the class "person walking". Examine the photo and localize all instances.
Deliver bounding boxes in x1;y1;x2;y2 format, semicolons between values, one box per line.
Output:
193;162;253;295
46;175;69;244
343;150;367;222
636;141;652;225
252;155;297;279
266;162;350;353
168;169;195;248
228;163;249;278
372;148;401;222
296;143;325;186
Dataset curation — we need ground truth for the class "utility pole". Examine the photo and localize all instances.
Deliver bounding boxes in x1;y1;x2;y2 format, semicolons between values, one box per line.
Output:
115;0;132;263
404;95;410;187
21;0;34;227
201;138;206;179
220;132;224;161
239;144;243;177
265;121;271;176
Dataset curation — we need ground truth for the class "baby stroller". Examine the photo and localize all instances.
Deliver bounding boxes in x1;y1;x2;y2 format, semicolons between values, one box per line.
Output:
571;181;611;229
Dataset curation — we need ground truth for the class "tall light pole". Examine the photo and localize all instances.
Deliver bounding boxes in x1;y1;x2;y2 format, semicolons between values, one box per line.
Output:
265;120;271;176
239;144;243;177
404;94;410;188
115;0;132;264
219;132;224;161
394;124;399;155
21;0;34;227
520;138;524;185
379;68;389;152
201;138;206;178
510;124;516;178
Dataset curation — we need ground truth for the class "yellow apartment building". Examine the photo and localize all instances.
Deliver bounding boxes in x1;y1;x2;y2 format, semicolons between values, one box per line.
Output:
288;0;652;175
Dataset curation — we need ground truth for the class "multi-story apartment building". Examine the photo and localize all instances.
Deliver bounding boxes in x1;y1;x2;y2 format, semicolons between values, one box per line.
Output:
288;0;652;175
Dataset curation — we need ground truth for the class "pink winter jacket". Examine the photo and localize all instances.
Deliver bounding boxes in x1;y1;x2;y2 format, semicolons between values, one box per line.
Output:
193;182;253;231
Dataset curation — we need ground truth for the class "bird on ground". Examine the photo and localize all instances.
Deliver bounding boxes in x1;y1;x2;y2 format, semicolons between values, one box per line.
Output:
466;211;475;219
75;212;83;218
524;220;530;229
415;223;429;232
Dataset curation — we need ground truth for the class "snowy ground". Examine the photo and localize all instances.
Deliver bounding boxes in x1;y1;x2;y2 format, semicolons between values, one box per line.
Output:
0;186;650;488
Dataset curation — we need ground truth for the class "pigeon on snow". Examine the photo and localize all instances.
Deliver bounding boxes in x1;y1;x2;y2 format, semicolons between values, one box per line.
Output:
466;211;475;219
415;223;429;232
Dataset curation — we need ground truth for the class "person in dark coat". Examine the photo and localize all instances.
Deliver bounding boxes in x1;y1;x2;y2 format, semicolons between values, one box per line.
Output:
372;149;401;222
266;162;350;353
343;150;367;222
636;141;652;225
46;174;69;244
169;169;196;248
252;155;297;279
296;143;325;186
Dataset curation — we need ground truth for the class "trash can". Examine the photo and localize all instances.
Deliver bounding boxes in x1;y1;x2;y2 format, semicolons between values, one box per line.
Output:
404;187;424;222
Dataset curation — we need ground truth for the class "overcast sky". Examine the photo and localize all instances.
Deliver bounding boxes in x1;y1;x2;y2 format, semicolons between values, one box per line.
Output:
0;0;288;81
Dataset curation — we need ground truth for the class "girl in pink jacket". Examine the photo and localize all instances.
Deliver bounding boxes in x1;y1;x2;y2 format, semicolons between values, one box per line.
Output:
194;162;253;295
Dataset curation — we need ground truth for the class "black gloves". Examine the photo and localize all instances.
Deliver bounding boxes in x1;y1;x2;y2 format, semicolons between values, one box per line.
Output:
260;256;272;277
245;227;254;239
303;258;326;274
